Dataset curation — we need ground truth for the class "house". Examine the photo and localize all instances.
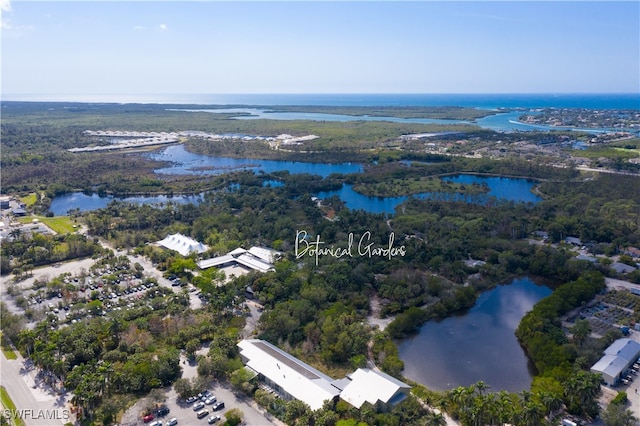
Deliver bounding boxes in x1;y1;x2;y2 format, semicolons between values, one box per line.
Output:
0;196;11;210
11;207;27;217
157;233;208;257
339;368;411;412
237;339;341;411
611;262;637;275
564;236;582;246
622;247;640;259
591;338;640;386
576;254;598;263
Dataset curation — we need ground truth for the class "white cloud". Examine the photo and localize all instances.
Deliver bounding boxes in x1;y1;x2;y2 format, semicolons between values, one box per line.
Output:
133;25;145;30
159;23;167;31
0;0;11;13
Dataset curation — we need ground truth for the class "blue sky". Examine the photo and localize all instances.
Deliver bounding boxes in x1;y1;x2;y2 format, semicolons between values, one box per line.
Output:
1;1;639;96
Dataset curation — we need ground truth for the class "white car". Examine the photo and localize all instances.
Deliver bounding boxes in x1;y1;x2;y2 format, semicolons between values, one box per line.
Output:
192;401;205;411
204;397;217;405
167;419;178;426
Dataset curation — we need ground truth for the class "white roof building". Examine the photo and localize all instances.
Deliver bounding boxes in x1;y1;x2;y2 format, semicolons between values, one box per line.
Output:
238;339;340;411
157;233;209;257
339;368;410;411
197;247;280;273
591;338;640;386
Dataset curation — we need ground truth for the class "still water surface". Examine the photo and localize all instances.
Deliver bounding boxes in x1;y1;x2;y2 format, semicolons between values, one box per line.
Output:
398;277;552;392
50;148;541;215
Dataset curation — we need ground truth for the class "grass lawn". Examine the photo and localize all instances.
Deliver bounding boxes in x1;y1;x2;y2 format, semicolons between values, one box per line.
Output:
19;193;37;207
613;147;640;156
0;333;17;360
17;216;77;234
0;386;26;426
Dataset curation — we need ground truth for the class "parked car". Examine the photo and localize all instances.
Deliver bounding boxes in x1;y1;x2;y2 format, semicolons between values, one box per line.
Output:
196;410;210;419
207;415;221;424
149;421;163;426
167;418;178;426
193;401;205;411
199;389;211;400
212;401;225;411
185;396;198;404
204;397;217;405
154;405;170;416
143;414;155;423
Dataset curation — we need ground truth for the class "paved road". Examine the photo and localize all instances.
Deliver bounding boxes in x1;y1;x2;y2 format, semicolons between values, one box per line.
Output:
0;348;74;426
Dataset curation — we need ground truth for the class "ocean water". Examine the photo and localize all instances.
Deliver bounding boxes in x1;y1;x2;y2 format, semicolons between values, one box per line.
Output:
4;93;639;110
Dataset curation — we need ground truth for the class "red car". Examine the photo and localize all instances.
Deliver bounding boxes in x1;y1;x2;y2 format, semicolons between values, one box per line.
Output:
143;414;154;423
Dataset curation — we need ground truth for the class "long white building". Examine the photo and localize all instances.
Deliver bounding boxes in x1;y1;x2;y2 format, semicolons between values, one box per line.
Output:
237;339;411;412
237;339;341;411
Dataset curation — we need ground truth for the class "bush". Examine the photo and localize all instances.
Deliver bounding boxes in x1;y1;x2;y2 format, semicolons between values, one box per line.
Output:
611;391;628;406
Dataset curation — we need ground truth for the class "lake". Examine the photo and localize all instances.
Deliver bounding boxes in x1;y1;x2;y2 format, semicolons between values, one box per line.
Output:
149;145;363;177
397;277;552;392
49;193;203;216
318;175;541;215
50;149;541;216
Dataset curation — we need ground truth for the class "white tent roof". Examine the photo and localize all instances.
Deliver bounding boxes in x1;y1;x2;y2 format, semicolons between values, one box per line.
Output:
157;233;208;257
339;368;410;409
238;339;340;410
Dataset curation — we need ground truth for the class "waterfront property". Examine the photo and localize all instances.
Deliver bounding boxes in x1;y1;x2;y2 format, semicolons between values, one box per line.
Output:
338;368;410;412
591;338;640;386
157;233;209;257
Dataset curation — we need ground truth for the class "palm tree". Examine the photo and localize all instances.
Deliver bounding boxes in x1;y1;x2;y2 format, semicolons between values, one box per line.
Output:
425;411;447;426
537;390;564;419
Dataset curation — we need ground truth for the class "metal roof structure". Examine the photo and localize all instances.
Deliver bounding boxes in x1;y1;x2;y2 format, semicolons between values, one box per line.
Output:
197;247;278;273
237;339;341;411
591;338;640;385
339;368;410;409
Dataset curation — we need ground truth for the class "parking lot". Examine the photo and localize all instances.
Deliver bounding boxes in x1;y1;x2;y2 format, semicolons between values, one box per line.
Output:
120;381;282;426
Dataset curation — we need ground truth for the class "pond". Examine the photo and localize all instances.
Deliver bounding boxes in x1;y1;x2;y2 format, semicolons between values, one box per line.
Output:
49;193;203;216
397;277;552;392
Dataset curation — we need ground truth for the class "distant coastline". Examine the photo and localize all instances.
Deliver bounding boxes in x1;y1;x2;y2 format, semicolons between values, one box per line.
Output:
2;93;639;110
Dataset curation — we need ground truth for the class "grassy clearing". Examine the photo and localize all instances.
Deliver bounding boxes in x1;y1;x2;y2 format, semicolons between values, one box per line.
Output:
19;193;37;207
0;333;17;360
578;146;639;160
0;386;26;426
17;216;77;234
613;147;640;156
